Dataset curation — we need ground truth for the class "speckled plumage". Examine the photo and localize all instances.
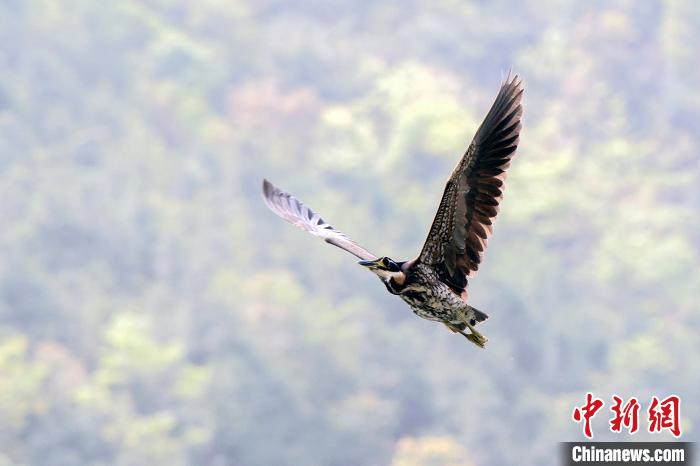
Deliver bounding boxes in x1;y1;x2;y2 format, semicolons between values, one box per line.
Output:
398;264;484;328
263;74;523;348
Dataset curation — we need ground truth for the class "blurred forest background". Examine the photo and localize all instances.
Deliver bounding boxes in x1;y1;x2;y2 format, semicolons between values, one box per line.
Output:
1;1;699;465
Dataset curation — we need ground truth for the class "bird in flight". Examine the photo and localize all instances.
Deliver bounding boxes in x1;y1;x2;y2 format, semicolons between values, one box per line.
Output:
262;74;523;348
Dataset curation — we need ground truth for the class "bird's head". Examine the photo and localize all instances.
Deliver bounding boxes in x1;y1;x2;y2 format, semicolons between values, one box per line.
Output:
358;257;403;281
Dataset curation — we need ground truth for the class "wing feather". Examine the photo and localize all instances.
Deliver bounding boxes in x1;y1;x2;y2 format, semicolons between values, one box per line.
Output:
419;74;523;283
262;179;378;261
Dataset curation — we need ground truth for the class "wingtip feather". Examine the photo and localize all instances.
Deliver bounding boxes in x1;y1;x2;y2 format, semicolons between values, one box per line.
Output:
262;178;274;197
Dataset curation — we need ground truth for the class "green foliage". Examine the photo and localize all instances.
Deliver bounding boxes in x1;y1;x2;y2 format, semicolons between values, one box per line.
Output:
391;436;473;466
0;337;47;442
0;0;698;464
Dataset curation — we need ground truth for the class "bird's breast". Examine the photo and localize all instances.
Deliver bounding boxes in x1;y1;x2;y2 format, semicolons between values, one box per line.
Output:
397;266;465;322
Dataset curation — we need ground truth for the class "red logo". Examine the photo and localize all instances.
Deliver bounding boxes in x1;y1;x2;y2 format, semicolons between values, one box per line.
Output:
572;392;604;439
572;394;682;439
609;395;640;434
648;395;681;438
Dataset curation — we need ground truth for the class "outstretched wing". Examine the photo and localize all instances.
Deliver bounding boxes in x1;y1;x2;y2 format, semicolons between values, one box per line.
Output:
419;74;523;284
262;179;378;261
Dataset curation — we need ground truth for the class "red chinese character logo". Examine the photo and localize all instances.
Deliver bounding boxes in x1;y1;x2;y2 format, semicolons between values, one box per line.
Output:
609;395;639;434
573;392;604;438
648;395;681;437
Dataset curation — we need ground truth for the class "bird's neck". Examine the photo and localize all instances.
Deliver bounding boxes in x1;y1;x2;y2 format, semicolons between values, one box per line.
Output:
383;273;406;295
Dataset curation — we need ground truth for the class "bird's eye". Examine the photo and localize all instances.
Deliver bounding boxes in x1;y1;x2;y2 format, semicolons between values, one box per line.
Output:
382;257;390;267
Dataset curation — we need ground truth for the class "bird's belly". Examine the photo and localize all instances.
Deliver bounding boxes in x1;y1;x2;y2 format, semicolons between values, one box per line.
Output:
398;284;462;323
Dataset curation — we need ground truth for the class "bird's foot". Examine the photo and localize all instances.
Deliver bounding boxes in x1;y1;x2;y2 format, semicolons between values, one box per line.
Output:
461;330;488;348
462;320;488;348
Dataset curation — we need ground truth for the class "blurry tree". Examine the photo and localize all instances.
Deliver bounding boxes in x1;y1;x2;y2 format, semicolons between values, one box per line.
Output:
391;436;473;466
0;0;698;464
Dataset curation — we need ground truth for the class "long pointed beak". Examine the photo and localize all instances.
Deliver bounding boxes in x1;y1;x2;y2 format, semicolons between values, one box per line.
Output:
358;259;379;267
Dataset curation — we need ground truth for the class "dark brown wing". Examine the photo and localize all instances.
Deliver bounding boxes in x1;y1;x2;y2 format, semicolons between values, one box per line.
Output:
262;179;378;261
419;74;523;284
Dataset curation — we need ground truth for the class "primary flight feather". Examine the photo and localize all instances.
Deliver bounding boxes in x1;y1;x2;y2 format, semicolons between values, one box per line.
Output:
263;74;523;348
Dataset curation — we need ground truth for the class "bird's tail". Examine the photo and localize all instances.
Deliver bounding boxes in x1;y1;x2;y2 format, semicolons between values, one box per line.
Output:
469;306;489;324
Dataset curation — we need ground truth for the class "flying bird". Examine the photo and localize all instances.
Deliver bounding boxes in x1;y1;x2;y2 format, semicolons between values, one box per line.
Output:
262;74;523;348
